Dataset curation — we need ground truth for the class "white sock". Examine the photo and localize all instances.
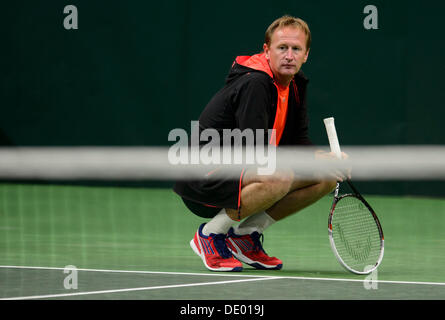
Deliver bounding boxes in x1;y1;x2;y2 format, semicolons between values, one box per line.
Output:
234;211;276;235
202;208;236;236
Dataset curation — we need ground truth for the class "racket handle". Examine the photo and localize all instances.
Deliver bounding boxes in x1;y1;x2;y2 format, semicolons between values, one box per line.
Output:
323;117;342;159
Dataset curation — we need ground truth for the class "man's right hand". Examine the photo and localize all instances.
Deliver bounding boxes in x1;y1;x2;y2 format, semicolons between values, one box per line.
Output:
314;150;351;182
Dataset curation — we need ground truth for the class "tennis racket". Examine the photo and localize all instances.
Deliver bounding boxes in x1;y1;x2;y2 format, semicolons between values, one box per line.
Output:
323;117;384;275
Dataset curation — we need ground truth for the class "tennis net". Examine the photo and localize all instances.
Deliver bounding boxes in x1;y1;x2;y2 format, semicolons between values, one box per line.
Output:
1;146;445;299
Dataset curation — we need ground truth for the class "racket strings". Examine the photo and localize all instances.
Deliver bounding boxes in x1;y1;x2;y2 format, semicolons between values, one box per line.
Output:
331;196;382;272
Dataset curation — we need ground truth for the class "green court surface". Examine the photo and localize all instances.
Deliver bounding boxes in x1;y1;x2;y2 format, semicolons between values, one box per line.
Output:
1;183;445;300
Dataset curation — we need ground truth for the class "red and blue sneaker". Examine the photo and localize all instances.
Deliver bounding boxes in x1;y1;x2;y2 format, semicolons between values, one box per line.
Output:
226;228;283;270
190;224;243;272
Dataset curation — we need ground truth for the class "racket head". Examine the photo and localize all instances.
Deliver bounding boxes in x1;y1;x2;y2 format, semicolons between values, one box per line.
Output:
328;193;384;275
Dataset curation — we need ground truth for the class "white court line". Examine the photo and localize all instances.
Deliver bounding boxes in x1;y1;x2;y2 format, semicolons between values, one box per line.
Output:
1;277;281;300
282;276;445;287
1;265;445;287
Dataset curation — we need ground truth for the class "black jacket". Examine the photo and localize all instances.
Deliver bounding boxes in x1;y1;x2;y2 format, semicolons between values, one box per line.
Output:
198;59;311;146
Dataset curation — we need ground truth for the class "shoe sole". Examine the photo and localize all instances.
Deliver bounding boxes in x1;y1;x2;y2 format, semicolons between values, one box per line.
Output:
190;238;243;272
227;239;283;270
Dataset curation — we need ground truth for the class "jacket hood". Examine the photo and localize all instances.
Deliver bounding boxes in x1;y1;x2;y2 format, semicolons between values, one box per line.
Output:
226;53;272;83
236;53;273;77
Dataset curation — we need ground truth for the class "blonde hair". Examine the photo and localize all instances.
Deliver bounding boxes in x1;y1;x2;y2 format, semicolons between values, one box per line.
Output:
265;15;311;51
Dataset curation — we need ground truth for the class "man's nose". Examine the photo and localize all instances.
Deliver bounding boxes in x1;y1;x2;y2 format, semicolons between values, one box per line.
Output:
285;48;293;60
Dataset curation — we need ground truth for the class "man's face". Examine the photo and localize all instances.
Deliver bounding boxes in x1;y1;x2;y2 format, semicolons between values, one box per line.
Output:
264;26;309;85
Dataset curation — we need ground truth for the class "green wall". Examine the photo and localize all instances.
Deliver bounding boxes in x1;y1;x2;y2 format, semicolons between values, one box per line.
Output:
1;1;444;195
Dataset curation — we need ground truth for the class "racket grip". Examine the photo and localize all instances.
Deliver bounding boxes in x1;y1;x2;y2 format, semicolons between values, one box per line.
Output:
323;117;342;159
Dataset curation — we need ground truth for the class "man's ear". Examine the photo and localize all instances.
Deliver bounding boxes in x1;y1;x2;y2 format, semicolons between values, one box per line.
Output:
303;48;310;63
263;43;270;60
